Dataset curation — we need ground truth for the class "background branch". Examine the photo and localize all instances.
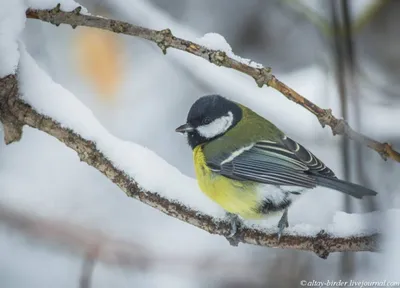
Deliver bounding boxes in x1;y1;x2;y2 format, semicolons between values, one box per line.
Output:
0;73;379;259
0;201;294;283
0;201;150;268
79;254;96;288
25;5;400;163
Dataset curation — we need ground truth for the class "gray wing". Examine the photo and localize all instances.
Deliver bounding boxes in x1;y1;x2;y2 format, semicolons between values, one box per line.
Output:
206;136;335;188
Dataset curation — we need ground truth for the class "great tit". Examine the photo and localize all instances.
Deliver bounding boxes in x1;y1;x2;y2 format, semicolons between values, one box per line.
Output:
175;94;377;241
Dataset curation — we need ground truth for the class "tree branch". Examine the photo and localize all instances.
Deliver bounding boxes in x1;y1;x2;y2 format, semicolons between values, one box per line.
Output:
24;4;400;162
0;75;23;144
0;74;380;259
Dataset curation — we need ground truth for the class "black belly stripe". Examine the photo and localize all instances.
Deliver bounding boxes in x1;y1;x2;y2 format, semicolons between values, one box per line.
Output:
290;191;301;195
258;197;292;214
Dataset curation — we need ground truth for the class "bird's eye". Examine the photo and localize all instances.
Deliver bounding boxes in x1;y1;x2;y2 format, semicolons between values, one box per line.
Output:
203;117;212;125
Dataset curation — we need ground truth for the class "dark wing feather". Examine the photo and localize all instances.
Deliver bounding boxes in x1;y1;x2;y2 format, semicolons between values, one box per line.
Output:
206;136;335;188
279;136;335;177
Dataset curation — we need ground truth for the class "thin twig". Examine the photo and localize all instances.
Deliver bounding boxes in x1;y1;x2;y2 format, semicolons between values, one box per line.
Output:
24;5;400;162
79;255;96;288
0;74;380;259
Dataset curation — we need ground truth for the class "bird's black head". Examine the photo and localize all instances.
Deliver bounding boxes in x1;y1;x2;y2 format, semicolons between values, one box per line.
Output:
175;94;242;149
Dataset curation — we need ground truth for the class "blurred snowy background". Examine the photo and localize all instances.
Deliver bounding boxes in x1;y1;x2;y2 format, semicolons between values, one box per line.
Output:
1;0;400;287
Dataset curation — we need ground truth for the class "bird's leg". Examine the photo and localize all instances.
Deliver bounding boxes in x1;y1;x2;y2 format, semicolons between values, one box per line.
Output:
225;212;242;246
277;208;289;242
227;213;240;238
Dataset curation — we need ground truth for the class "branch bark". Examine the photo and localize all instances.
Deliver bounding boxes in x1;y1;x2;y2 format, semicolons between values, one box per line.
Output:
0;74;380;259
24;4;400;162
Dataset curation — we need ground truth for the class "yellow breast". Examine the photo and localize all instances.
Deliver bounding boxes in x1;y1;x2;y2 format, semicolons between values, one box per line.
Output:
193;146;262;219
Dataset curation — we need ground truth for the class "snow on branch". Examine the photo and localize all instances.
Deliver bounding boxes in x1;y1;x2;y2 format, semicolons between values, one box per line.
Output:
0;70;380;259
24;4;400;162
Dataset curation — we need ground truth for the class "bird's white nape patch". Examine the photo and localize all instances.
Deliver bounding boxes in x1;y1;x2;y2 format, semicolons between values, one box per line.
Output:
197;111;234;138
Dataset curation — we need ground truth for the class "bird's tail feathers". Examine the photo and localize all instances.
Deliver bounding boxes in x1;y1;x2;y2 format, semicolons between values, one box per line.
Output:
314;175;377;199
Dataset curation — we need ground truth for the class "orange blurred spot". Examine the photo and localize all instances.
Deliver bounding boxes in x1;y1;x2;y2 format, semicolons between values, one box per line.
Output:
74;26;123;102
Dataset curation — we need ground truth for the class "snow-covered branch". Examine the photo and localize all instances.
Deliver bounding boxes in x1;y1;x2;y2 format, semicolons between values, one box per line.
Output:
24;4;400;163
0;73;380;259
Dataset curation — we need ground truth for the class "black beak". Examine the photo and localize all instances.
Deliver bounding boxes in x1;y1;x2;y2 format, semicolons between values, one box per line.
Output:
175;123;194;133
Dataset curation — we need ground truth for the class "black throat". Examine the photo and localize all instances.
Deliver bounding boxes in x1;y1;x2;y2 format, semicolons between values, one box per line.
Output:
187;131;212;149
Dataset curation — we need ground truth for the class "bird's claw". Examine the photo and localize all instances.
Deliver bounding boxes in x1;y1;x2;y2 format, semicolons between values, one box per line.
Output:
225;212;242;246
276;209;289;243
277;231;282;242
277;224;286;243
227;221;237;238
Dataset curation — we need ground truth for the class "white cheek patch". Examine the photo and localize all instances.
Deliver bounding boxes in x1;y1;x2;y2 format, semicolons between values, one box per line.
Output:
197;111;234;138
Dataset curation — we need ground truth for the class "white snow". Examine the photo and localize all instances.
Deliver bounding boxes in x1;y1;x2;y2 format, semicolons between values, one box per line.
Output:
328;210;382;237
289;209;394;238
290;209;398;239
244;209;386;238
0;0;88;78
17;45;224;218
197;32;263;69
0;0;25;77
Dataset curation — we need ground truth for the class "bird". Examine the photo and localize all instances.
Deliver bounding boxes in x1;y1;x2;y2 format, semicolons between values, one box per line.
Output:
175;94;378;241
